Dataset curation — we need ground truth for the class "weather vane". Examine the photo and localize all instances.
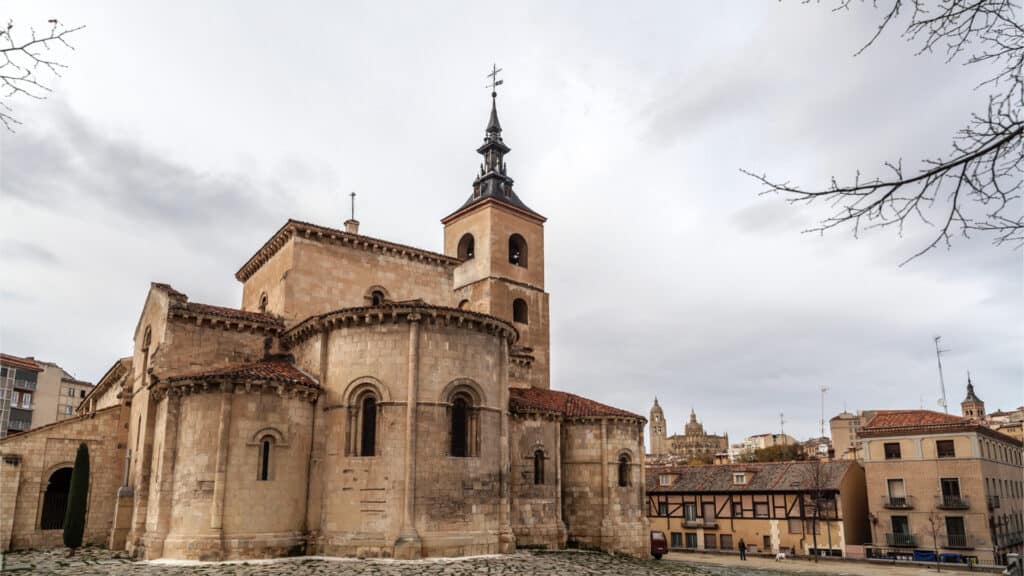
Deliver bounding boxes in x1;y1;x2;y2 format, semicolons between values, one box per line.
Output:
486;63;503;97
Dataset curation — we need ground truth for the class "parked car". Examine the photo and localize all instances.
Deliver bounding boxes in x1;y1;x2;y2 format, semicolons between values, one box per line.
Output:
651;531;668;559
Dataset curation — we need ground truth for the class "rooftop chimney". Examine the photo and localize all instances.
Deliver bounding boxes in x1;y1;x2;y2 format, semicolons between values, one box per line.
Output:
343;219;360;235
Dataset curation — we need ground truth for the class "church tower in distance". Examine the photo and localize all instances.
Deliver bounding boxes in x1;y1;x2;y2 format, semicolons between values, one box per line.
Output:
649;398;667;455
961;376;986;420
443;89;550;389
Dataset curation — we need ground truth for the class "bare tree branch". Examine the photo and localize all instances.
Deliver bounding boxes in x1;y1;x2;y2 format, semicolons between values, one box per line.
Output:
749;1;1023;263
0;19;85;131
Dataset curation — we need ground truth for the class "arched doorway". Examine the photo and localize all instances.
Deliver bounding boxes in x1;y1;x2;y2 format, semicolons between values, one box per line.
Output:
40;467;73;530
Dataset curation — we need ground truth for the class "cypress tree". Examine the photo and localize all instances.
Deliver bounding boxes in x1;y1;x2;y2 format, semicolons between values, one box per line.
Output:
63;442;89;553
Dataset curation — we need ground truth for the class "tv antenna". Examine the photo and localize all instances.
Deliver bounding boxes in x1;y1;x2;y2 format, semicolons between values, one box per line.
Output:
820;385;830;439
779;412;787;445
934;336;951;414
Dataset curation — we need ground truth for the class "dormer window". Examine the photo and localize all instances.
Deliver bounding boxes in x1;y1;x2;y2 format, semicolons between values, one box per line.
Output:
733;473;747;485
659;473;673;486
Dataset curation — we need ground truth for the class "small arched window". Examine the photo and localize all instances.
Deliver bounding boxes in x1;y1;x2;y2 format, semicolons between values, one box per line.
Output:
451;395;469;457
513;299;528;324
508;234;528;268
259;437;273;481
458;299;470;310
258;292;268;314
142;326;152;354
371;290;385;306
458;233;475;260
534;449;545;485
360;395;377;457
618;454;631;487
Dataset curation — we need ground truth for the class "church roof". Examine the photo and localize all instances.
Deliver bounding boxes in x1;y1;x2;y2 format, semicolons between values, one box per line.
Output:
164;358;319;389
236;219;460;282
646;461;854;494
172;301;284;327
963;380;983;403
509;387;644;421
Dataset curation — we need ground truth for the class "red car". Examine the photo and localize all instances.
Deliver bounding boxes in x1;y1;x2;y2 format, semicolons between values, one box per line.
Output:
650;531;668;559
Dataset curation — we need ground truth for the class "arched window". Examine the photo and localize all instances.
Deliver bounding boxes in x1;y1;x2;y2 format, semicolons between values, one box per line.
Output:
513;299;528;324
457;299;470;310
258;292;268;314
458;233;475;260
258;437;273;481
142;326;152;353
534;449;545;485
508;234;528;267
40;467;73;529
618;454;631;487
451;395;469;457
371;290;385;306
360;395;377;457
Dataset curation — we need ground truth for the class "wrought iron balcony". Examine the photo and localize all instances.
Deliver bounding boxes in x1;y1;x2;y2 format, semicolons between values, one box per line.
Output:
885;533;917;547
882;495;913;509
11;378;37;391
936;495;969;510
946;534;971;549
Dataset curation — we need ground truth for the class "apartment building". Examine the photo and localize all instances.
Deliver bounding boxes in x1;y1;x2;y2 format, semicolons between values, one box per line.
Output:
32;361;94;427
646;461;870;557
0;354;43;437
861;410;1023;564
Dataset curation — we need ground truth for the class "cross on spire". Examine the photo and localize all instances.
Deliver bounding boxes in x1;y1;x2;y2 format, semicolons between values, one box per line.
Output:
486;63;503;97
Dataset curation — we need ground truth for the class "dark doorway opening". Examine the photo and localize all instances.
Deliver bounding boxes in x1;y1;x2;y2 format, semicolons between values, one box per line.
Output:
40;467;73;530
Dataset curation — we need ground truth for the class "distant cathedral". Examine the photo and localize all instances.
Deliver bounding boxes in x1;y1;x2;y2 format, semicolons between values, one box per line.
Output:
648;399;728;461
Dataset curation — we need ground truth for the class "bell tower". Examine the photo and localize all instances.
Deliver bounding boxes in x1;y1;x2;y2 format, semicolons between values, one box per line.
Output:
649;398;667;455
961;376;986;420
443;72;549;388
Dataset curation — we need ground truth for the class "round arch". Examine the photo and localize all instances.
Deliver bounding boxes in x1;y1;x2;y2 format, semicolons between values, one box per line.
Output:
508;234;528;267
457;233;475;260
440;378;486;407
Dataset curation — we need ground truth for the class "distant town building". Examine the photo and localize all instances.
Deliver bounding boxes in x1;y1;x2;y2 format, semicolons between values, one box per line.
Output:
988;407;1024;444
32;361;93;428
648;401;728;462
0;354;42;437
645;460;870;557
830;410;877;461
801;437;834;461
860;409;1023;564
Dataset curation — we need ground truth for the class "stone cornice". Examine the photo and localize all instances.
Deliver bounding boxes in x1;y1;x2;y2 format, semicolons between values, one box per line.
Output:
235;219;461;282
168;303;284;334
441;196;547;226
282;303;519;348
150;375;319;403
455;275;545;293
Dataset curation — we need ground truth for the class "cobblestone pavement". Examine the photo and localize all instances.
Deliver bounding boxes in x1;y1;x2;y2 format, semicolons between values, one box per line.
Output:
0;548;725;576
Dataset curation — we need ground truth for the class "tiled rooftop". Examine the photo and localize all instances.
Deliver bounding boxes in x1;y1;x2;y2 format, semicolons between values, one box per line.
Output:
646;460;853;493
509;387;643;420
164;359;318;388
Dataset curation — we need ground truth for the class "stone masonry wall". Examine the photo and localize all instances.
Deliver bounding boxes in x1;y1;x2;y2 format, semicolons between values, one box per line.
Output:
0;407;123;551
509;415;565;548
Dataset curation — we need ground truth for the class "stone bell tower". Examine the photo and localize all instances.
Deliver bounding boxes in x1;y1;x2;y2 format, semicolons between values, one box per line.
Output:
961;376;986;420
649;398;667;455
443;84;550;389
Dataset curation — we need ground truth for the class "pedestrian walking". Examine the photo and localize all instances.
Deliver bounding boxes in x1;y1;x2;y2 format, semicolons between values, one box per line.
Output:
738;538;747;561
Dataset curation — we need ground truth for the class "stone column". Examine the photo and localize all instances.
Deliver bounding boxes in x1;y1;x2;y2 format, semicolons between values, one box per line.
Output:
303;329;329;554
497;338;516;553
210;381;235;559
394;313;422;559
600;418;609;548
142;392;181;559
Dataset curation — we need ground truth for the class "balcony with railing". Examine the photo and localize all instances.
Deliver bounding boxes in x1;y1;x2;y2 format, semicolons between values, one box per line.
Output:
702;518;718;529
11;378;36;391
882;495;914;509
946;534;972;549
988;495;1001;510
885;533;917;547
683;518;701;528
936;495;970;510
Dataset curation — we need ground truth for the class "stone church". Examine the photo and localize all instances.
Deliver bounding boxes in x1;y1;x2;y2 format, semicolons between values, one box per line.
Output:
648;399;728;462
0;94;649;560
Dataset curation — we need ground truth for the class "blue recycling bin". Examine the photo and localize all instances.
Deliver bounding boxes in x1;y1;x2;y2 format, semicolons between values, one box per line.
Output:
914;550;937;562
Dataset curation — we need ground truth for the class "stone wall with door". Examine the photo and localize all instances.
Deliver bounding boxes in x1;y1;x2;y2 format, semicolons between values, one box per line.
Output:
0;406;124;551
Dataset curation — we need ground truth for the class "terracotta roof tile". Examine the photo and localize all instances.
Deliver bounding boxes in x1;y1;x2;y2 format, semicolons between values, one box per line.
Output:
164;359;318;388
863;410;967;429
0;353;42;372
646;461;853;493
861;409;1022;446
509;387;643;420
170;301;284;327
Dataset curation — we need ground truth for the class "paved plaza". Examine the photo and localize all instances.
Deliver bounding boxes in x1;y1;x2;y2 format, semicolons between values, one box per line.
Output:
0;548;714;576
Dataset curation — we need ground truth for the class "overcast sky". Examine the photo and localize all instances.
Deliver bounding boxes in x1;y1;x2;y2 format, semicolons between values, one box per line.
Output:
2;1;1020;444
